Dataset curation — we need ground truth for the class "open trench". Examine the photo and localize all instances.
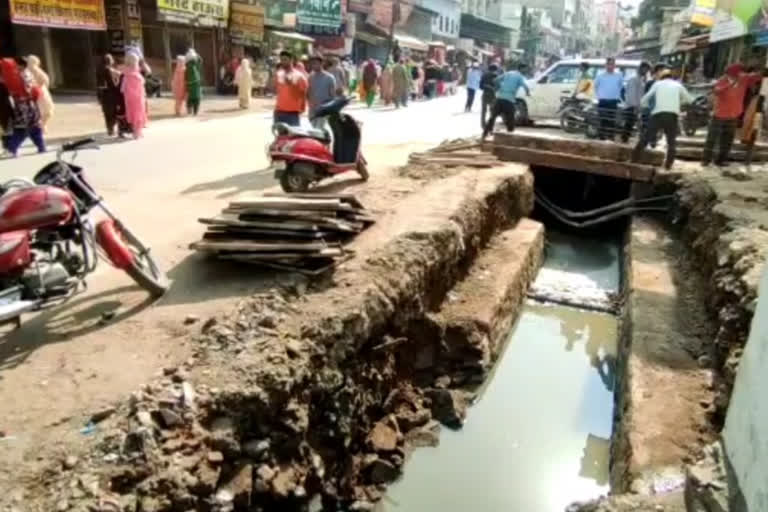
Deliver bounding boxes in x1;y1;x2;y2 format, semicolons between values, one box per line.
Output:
26;161;728;512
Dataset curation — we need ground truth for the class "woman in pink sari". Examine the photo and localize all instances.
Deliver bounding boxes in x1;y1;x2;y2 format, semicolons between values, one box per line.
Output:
122;53;147;138
171;56;187;116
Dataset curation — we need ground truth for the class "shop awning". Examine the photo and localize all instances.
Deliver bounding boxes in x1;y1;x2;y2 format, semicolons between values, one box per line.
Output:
356;30;387;45
269;30;316;43
395;33;429;52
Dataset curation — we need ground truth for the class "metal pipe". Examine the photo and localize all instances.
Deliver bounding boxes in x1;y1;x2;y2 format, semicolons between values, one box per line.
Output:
535;191;673;220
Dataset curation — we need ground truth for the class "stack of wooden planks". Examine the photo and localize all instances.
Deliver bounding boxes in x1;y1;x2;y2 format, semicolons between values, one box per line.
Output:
408;137;500;167
190;193;374;275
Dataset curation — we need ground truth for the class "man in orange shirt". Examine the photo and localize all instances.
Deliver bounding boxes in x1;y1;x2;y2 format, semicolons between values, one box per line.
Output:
702;63;762;167
274;51;308;126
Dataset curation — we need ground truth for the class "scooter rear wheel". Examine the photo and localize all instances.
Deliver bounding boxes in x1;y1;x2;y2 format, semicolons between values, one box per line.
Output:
280;163;313;192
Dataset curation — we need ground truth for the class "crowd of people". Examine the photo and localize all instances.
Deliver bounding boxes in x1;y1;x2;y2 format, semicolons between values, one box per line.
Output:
0;56;53;157
586;56;763;170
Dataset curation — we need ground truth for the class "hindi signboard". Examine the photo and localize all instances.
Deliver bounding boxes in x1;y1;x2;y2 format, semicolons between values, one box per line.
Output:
296;0;342;28
10;0;106;30
230;0;264;44
156;0;229;27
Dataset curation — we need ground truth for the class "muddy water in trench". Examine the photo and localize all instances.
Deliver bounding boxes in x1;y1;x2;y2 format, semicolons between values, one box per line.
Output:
379;231;620;512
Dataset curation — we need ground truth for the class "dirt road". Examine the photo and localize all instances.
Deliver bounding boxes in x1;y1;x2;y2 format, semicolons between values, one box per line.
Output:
0;93;482;484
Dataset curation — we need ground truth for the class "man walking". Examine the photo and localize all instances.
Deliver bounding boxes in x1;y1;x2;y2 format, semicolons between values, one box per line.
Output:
465;61;482;112
307;55;336;129
326;57;347;95
482;62;529;139
274;51;307;127
594;57;624;140
632;69;692;169
479;63;500;129
702;63;762;167
621;61;650;143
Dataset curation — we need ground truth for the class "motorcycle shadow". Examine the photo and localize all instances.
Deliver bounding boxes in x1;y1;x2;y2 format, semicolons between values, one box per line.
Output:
0;285;152;372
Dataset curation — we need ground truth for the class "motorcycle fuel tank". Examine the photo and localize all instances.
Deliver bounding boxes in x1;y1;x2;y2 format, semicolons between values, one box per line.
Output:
0;186;75;233
0;231;31;274
273;136;334;164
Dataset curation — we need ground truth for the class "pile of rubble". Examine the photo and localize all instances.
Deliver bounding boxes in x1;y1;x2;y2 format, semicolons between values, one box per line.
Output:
39;290;473;512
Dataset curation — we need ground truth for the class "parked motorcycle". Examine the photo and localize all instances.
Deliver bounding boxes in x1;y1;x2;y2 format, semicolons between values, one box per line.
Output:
269;96;369;193
144;74;162;98
682;95;710;136
0;138;168;326
558;95;590;134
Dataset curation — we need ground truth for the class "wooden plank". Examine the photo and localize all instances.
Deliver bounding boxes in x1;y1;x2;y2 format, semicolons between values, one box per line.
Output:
216;248;344;260
493;146;655;182
408;157;498;167
199;215;361;233
677;136;768;152
493;131;664;167
261;192;364;209
190;240;331;252
203;228;338;240
229;197;353;212
219;256;341;276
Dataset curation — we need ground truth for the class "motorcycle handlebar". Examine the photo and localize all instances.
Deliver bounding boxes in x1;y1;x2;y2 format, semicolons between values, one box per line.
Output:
61;138;99;153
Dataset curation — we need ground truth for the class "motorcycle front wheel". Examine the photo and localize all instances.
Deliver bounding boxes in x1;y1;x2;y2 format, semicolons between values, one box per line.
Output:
119;225;169;297
280;163;313;192
560;108;582;134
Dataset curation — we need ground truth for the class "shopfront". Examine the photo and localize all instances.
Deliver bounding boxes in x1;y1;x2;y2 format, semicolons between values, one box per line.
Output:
138;0;227;87
1;0;108;89
229;0;265;60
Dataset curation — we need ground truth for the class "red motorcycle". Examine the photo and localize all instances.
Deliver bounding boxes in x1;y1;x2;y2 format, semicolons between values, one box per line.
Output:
269;96;369;192
0;138;168;327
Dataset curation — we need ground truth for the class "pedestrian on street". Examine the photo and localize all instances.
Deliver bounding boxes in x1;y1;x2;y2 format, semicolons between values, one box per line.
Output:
171;56;186;116
621;61;650;143
482;61;529;139
392;58;410;108
26;55;53;133
121;53;147;139
594;57;624;140
307;55;336;129
702;63;762;167
327;57;347;95
2;57;45;156
466;61;482;112
380;63;394;105
479;63;500;130
0;70;14;155
185;49;203;116
632;69;692;169
96;54;125;136
234;58;253;109
274;50;308;127
360;59;378;108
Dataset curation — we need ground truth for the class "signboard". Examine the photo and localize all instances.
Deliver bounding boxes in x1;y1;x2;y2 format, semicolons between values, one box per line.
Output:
156;0;229;27
367;0;412;32
710;0;768;42
230;0;264;44
263;0;294;26
691;0;715;26
9;0;106;30
297;0;342;28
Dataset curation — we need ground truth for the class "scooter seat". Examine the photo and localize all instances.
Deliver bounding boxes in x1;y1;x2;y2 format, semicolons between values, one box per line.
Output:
274;123;331;143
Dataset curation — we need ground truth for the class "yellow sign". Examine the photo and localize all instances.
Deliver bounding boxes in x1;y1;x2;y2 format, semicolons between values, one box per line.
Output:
157;0;229;26
10;0;106;29
230;1;264;43
691;0;716;27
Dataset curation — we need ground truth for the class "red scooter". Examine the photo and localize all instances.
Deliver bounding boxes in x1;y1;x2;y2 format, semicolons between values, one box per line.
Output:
269;96;369;192
0;138;168;327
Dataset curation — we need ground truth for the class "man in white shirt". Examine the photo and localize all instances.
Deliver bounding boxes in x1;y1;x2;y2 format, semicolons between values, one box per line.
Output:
465;61;483;112
631;69;692;169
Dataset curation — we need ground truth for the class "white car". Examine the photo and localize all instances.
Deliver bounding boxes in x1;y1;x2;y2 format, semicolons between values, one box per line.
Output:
518;58;642;121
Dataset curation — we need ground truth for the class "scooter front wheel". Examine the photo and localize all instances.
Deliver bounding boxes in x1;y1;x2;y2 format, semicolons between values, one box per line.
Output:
280;163;313;192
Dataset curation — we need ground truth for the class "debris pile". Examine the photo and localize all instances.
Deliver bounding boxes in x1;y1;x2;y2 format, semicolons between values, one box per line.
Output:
407;137;499;168
191;193;374;275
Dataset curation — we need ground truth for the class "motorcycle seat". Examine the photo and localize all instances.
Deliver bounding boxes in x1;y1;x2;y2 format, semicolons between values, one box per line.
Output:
274;123;331;143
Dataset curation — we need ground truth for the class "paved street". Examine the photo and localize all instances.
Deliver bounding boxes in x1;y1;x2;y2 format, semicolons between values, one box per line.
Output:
0;92;483;471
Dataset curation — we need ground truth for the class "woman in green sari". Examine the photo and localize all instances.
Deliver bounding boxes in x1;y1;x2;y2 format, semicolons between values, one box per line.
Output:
185;49;203;115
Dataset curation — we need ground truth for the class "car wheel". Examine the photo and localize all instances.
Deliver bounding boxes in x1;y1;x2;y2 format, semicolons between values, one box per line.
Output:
515;99;529;126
